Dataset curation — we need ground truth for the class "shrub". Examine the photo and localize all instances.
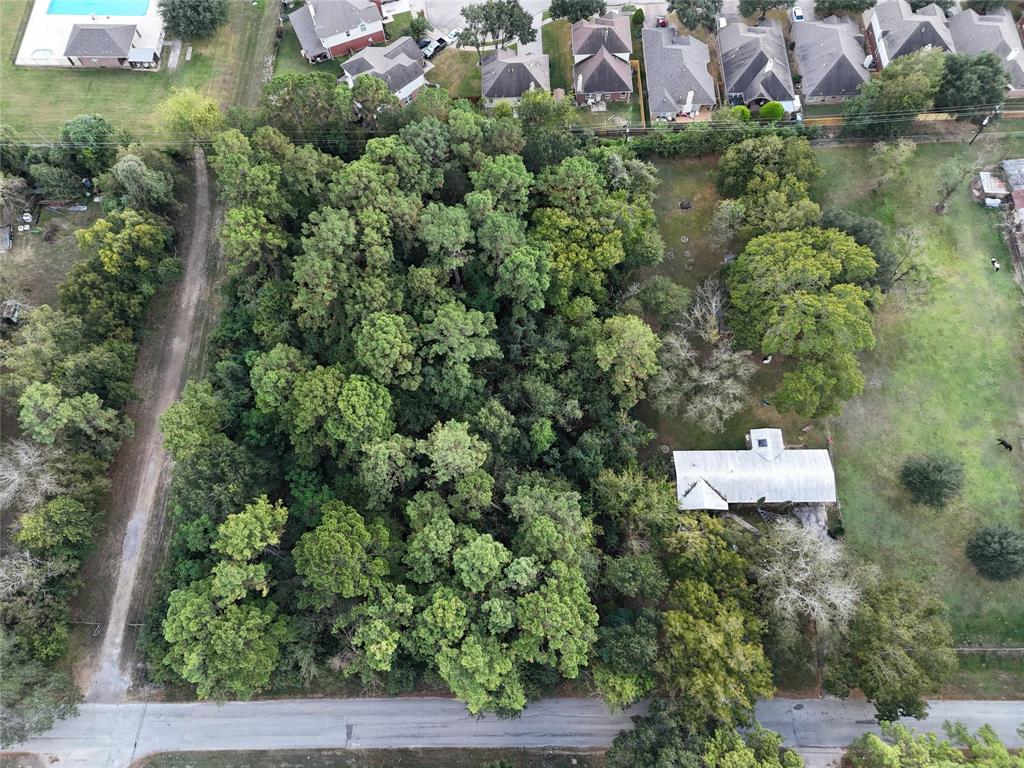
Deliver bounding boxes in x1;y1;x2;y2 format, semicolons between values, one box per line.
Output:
758;101;785;121
899;454;964;508
631;8;645;26
730;105;751;122
965;524;1024;581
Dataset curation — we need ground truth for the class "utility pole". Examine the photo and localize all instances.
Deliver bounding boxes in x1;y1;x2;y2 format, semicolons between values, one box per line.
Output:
965;105;1000;150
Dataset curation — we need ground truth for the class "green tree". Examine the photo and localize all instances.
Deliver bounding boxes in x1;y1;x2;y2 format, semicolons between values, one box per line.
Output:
549;0;606;21
436;632;526;714
406;14;432;40
212;495;288;561
813;0;874;14
28;163;81;200
899;454;964;509
846;722;1023;768
739;0;789;18
727;228;878;417
420;420;489;485
98;153;174;212
668;0;722;30
162;578;289;700
658;580;774;726
453;532;512;593
0;629;81;747
260;72;355;146
593;315;661;409
934;52;1009;120
353;312;420;389
294;501;390;608
868;139;916;191
55;113;118;177
159;0;228;39
158;87;225;144
18;383;127;458
159;380;229;461
965;523;1024;581
15;496;93;558
758;101;785;121
351;75;400;130
827;579;956;721
843;49;945;137
716;135;821;198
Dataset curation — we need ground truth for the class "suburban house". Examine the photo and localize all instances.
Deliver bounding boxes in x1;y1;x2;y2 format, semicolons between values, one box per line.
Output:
673;428;837;512
15;0;163;68
793;17;869;103
948;7;1024;96
481;50;551;107
641;27;716;121
718;22;799;113
571;13;633;105
290;0;385;62
341;36;426;103
864;0;954;69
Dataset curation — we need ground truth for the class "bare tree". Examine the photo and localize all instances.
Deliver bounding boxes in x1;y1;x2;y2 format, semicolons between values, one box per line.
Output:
647;333;754;433
0;440;63;514
0;172;29;223
753;519;871;690
0;551;75;601
869;139;916;191
682;277;725;345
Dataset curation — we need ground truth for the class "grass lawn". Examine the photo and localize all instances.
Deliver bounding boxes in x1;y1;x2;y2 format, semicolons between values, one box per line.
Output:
813;140;1024;647
641;158;821;453
137;749;604;768
543;19;572;92
274;22;328;78
426;49;480;99
384;10;413;38
1;0;280;136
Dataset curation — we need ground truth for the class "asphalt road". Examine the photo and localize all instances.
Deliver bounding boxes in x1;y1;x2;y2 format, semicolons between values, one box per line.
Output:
7;698;1022;768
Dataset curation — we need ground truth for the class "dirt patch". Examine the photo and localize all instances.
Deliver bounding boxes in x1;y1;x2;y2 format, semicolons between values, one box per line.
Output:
70;148;220;702
134;748;607;768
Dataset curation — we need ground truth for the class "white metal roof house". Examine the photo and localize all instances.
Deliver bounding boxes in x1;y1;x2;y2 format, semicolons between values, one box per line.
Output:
672;428;837;511
15;0;163;69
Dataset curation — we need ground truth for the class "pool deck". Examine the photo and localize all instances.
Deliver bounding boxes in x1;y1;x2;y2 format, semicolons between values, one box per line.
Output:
15;0;163;67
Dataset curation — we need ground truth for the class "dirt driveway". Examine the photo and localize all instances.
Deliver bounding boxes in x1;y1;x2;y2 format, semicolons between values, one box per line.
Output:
73;147;218;703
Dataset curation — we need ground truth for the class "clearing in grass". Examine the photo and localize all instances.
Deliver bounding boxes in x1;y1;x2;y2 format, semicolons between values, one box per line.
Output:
425;48;481;99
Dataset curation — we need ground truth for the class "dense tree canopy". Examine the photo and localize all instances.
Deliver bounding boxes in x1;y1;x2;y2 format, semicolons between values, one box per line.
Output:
159;0;229;40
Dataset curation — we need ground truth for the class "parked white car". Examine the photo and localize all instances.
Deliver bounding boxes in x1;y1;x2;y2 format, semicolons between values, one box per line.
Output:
422;40;441;58
791;5;805;21
443;28;462;45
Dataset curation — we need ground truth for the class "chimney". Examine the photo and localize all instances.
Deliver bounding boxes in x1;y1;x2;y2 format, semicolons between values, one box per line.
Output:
683;89;693;114
576;73;583;91
764;57;774;73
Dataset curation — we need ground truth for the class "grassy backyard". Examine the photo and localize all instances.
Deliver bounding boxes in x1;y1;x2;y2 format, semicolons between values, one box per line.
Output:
1;0;280;136
813;141;1024;647
274;21;326;78
425;48;480;99
644;157;821;452
542;19;573;92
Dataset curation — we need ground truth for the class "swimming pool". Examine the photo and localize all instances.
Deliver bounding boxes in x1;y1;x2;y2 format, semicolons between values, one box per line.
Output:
47;0;151;15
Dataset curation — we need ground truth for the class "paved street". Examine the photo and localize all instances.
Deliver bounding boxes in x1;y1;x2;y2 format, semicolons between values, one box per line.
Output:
7;697;1022;768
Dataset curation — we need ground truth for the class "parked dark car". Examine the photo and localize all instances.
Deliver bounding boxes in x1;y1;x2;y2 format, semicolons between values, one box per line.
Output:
417;38;431;49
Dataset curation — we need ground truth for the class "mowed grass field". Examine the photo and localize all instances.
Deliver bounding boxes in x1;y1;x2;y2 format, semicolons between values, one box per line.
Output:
814;141;1024;647
0;0;280;136
425;48;480;99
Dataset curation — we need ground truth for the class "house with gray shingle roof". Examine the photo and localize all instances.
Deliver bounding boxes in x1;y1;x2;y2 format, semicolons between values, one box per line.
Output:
642;27;715;120
864;0;954;69
482;50;550;107
948;7;1024;96
341;36;426;103
793;16;869;103
290;0;385;62
718;22;798;113
571;13;633;105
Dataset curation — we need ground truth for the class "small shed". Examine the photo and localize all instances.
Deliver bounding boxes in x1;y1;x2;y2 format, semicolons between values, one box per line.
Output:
1001;159;1024;192
1;299;23;325
978;171;1009;199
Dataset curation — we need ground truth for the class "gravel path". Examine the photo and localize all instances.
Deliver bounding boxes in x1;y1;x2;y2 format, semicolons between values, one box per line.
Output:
84;147;215;704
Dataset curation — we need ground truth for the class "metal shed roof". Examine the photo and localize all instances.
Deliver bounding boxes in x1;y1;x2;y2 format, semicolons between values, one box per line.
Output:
673;428;837;510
